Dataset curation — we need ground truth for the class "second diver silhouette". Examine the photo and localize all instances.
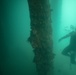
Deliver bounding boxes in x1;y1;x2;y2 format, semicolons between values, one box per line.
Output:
59;25;76;65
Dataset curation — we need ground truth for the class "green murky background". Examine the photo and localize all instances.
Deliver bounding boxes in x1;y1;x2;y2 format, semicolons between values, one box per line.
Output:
0;0;76;75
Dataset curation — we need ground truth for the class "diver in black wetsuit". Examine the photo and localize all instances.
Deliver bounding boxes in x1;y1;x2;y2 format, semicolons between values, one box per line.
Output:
59;25;76;64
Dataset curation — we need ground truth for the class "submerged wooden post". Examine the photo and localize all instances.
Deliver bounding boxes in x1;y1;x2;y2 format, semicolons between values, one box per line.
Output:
27;0;54;75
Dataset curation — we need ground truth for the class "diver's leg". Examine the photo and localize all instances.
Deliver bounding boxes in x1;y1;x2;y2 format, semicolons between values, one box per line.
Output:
70;52;76;64
62;46;70;56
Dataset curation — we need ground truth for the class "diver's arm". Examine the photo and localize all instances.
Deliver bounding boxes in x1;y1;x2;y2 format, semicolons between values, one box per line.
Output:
59;31;73;42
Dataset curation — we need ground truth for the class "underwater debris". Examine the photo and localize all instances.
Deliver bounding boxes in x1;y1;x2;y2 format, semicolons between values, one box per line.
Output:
28;0;54;75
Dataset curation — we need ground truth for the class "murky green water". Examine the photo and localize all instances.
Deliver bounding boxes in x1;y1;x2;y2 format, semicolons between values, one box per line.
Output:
0;0;76;75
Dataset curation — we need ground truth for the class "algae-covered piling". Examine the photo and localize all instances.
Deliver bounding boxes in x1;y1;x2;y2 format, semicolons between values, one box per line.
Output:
28;0;54;75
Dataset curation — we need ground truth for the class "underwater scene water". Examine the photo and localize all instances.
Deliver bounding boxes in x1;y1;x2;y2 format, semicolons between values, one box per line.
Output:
0;0;76;75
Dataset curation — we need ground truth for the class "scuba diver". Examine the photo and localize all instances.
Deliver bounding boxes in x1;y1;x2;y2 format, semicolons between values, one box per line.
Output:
59;25;76;64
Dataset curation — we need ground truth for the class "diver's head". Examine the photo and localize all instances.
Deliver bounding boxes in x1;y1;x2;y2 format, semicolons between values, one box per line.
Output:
65;25;76;32
70;25;75;30
70;25;76;31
